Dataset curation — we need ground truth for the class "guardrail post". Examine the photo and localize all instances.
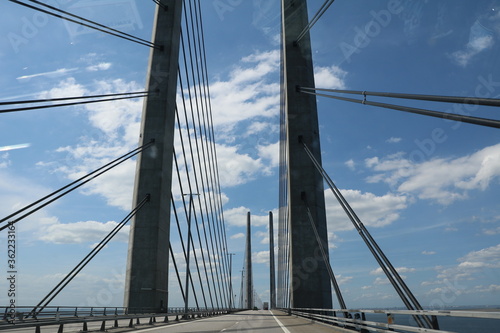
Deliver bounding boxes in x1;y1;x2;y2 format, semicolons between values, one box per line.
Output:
82;321;88;332
35;325;41;333
100;320;106;332
431;315;440;330
164;315;169;322
360;312;369;333
128;318;134;328
330;310;337;326
114;319;119;328
57;323;64;333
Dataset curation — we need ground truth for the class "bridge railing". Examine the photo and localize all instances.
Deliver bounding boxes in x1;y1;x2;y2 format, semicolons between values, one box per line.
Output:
0;305;232;331
285;307;500;333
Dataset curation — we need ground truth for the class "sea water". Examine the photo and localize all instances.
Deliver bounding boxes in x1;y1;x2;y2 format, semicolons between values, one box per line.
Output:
363;313;499;333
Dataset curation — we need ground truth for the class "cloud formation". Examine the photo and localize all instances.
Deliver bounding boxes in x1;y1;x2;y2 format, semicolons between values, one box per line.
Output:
365;143;500;205
325;189;408;231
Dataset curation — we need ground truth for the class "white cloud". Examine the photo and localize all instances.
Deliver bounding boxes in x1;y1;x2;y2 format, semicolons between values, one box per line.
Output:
209;50;280;130
370;266;416;275
435;244;500;283
337;274;353;285
223;207;270;227
39;220;129;244
422;251;436;255
374;277;390;285
246;121;276;136
451;20;495;67
230;232;245;239
365;143;500;205
345;159;355;170
314;65;347;89
484;227;500;235
0;153;10;168
38;77;86;99
256;230;268;244
215;143;268;186
86;62;112;72
253;250;269;265
386;137;402;143
16;68;78;80
325;189;408;231
474;284;500;293
257;141;279;169
457;244;500;270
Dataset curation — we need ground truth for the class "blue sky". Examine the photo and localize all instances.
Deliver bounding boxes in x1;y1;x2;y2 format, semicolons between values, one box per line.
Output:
0;0;499;311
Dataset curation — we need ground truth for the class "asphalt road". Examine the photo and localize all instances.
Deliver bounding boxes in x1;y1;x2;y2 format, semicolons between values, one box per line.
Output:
5;310;351;333
120;310;351;333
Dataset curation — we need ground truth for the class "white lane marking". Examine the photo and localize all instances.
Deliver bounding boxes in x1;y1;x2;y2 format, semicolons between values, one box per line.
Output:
221;320;239;332
270;311;292;333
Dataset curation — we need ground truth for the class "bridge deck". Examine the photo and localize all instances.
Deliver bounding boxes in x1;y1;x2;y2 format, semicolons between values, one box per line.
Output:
5;310;352;333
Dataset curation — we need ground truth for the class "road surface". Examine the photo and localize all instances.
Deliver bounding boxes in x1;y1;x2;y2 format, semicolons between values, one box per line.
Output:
6;310;352;333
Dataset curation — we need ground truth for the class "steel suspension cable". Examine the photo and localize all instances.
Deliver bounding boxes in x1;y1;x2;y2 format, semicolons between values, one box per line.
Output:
30;194;150;317
180;4;221;309
175;102;217;310
302;142;436;329
189;0;232;309
0;92;149;114
179;18;228;310
0;140;154;231
151;0;168;11
299;88;500;129
177;52;217;310
177;50;220;310
302;141;426;326
177;69;219;310
296;0;336;43
302;194;347;314
171;192;201;310
8;0;160;49
198;1;232;310
170;243;186;302
278;23;291;308
301;87;500;107
195;0;232;309
173;116;210;312
170;192;200;310
0;91;150;106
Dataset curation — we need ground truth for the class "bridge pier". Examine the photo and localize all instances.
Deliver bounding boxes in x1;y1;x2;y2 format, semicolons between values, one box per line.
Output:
124;0;183;312
280;0;333;309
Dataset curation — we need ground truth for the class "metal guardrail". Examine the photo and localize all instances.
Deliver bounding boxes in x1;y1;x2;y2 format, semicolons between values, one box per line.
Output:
0;306;232;332
284;307;500;333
